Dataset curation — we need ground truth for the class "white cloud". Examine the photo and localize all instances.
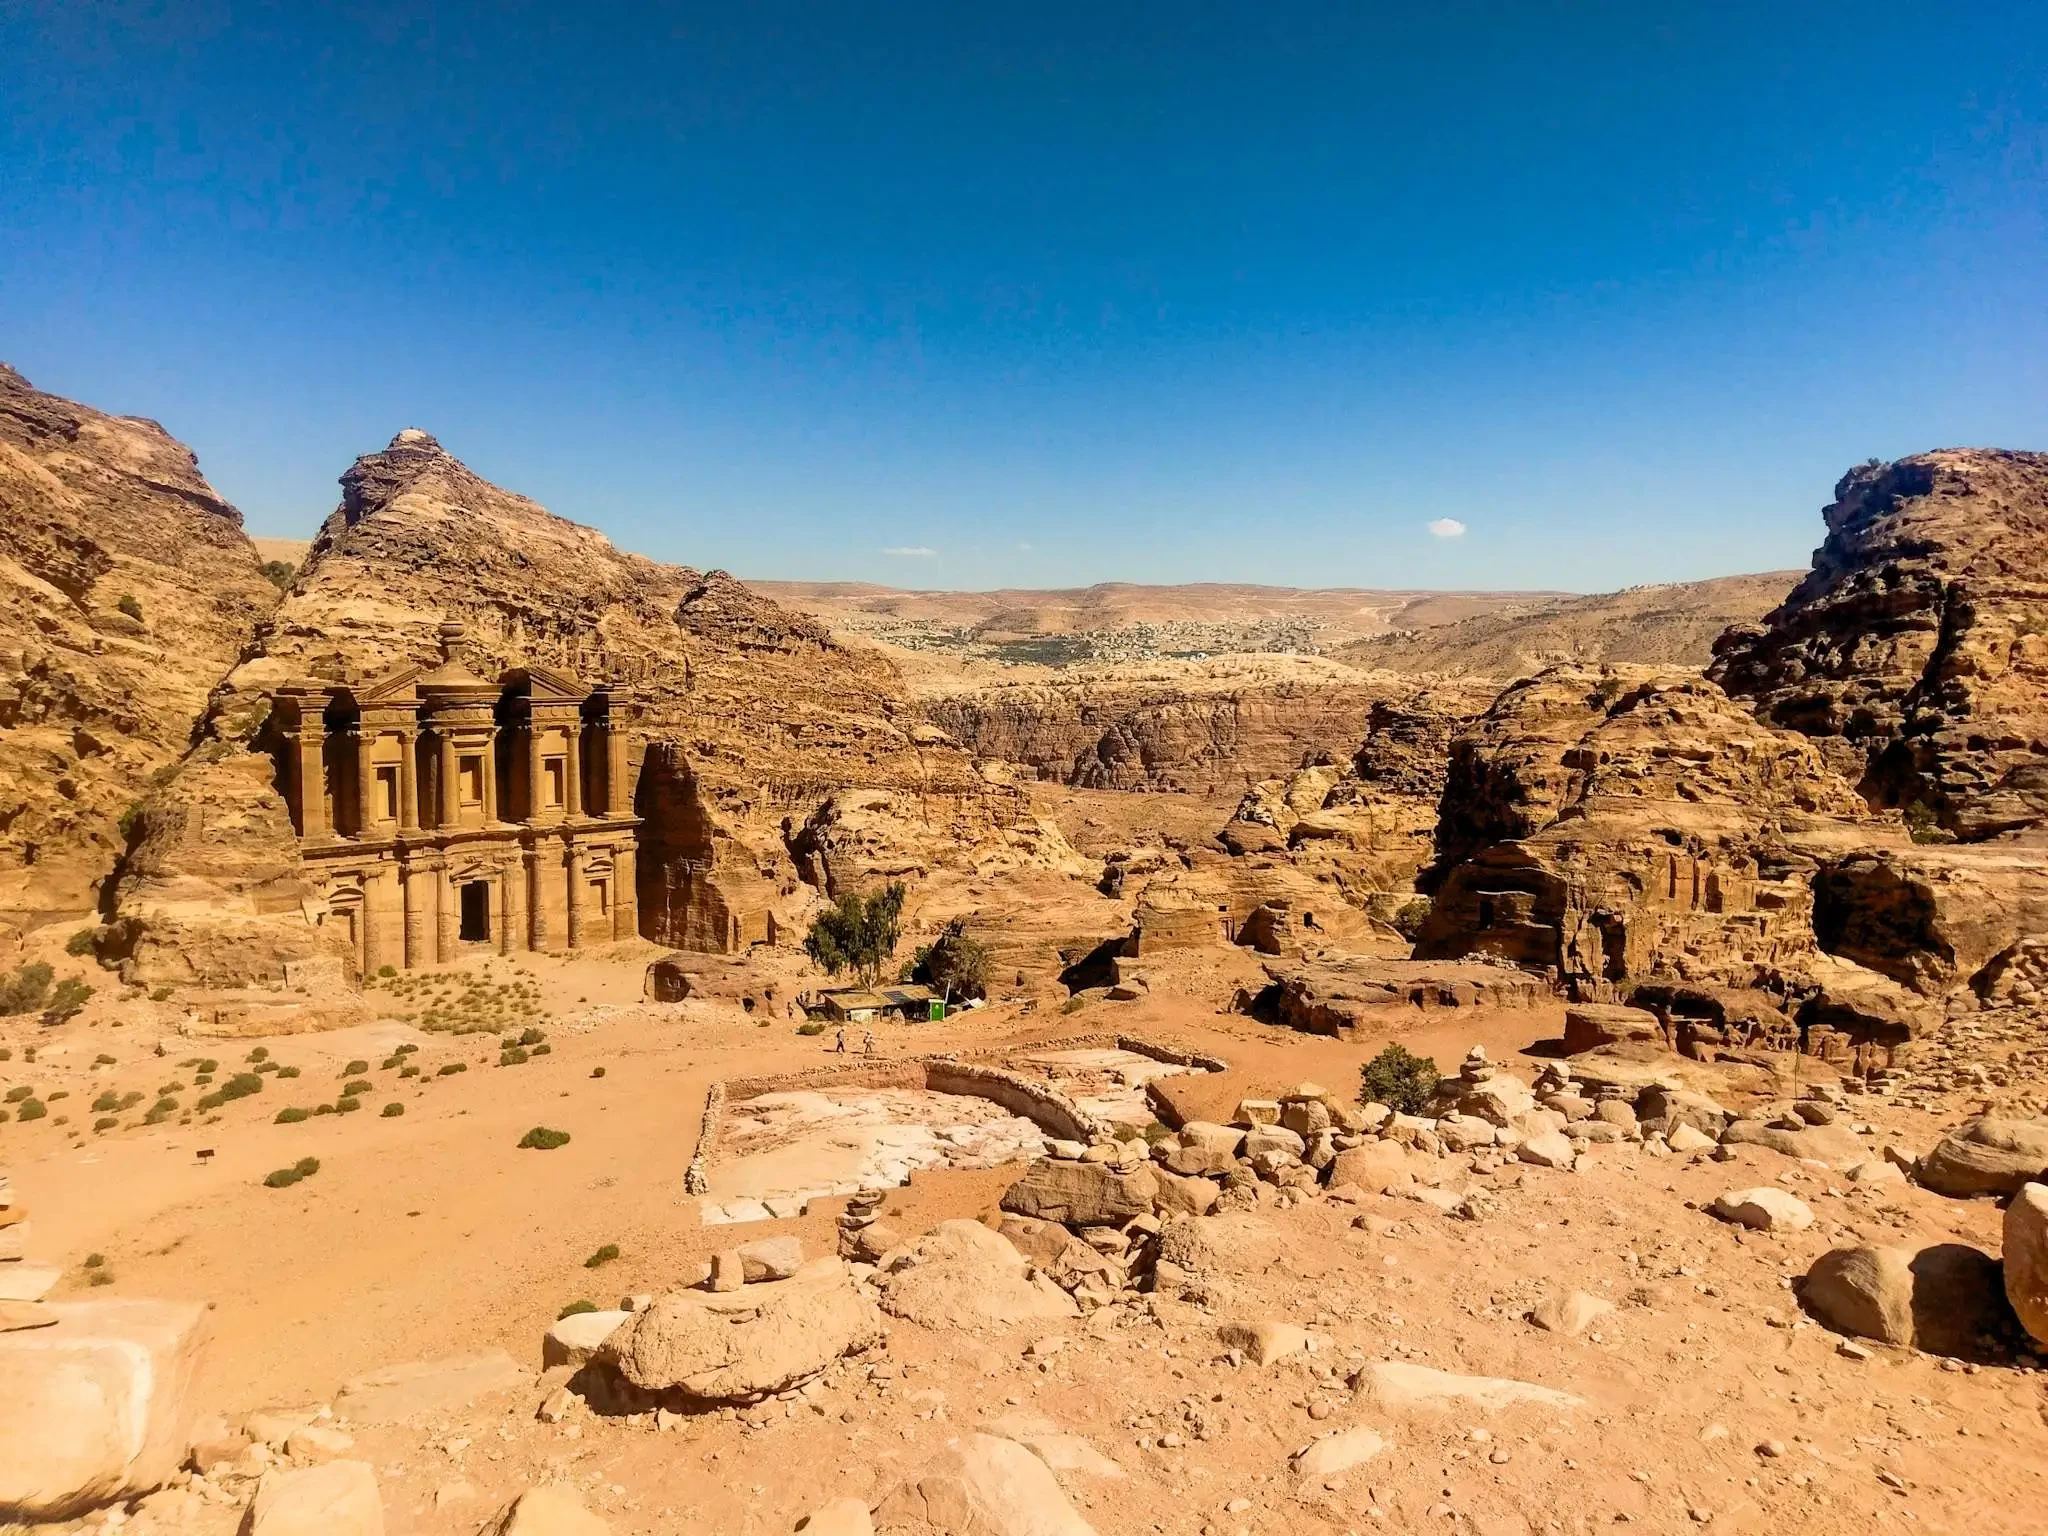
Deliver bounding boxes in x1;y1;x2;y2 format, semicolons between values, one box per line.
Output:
883;545;939;557
1427;518;1468;539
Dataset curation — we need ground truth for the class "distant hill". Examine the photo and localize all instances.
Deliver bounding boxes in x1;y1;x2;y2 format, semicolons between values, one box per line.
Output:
1336;572;1799;680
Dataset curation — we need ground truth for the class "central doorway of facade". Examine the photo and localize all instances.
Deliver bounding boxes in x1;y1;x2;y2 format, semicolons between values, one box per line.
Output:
459;880;492;943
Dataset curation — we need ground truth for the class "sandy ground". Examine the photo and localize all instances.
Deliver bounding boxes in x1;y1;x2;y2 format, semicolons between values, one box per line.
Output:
6;948;2048;1535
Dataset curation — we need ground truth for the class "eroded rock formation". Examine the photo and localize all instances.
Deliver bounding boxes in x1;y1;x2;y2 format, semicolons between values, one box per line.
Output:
1712;450;2048;840
0;365;278;922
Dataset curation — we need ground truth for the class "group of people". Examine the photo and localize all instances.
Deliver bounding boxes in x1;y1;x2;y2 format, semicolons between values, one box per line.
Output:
833;1026;876;1056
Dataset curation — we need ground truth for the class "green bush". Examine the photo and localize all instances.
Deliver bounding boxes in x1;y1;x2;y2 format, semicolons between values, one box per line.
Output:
313;1103;337;1115
264;1156;321;1188
804;880;907;990
66;928;98;956
94;1116;118;1132
15;1098;46;1121
1359;1044;1441;1115
116;593;143;621
583;1242;620;1269
92;1090;121;1113
340;1079;371;1096
1390;896;1433;940
274;1107;311;1124
44;977;93;1024
377;965;397;978
531;1043;550;1056
437;1062;466;1076
590;1066;606;1079
399;1064;420;1079
557;1299;598;1320
797;1021;826;1036
908;918;992;1001
0;963;53;1017
380;1056;404;1070
95;1052;116;1065
275;1066;300;1079
247;1047;269;1062
4;1086;30;1103
194;1058;219;1074
1905;801;1956;845
518;1126;570;1151
517;1026;545;1046
336;1095;363;1113
499;1047;528;1066
343;1060;369;1076
381;1102;404;1117
83;1252;104;1268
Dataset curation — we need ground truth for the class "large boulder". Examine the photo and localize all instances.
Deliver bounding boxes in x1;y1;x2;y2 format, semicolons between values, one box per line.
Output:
542;1310;629;1370
244;1461;384;1536
1326;1141;1415;1193
1562;1004;1662;1055
2004;1183;2048;1347
0;1298;205;1520
871;1433;1097;1536
1802;1242;2013;1355
1709;1188;1813;1232
598;1258;883;1402
491;1485;612;1535
1918;1116;2048;1198
1000;1159;1158;1227
879;1221;1078;1331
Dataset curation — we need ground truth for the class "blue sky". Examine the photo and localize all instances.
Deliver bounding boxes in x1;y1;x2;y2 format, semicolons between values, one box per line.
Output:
2;2;2042;591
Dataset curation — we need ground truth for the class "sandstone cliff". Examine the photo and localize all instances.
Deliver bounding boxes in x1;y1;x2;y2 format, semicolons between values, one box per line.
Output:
0;364;278;924
1712;450;2048;840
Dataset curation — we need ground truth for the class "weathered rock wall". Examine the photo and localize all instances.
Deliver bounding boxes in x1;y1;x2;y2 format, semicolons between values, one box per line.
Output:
1712;450;2048;840
0;365;278;923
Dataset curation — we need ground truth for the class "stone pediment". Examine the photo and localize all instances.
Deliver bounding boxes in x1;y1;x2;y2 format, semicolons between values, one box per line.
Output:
514;664;589;703
356;663;426;705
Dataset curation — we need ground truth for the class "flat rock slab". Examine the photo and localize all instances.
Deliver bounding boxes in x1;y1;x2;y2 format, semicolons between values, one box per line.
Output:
491;1484;612;1534
1358;1361;1585;1414
872;1433;1099;1536
334;1352;528;1425
542;1311;630;1370
1217;1319;1308;1366
1710;1188;1814;1232
0;1263;60;1303
984;1412;1126;1480
246;1461;384;1536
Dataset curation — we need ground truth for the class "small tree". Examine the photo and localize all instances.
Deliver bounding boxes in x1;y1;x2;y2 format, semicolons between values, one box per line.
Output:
910;919;992;1002
0;963;53;1017
805;881;907;991
1360;1043;1440;1114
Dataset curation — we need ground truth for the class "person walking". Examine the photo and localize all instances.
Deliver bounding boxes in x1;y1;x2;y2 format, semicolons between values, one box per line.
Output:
862;1029;876;1056
834;1026;847;1054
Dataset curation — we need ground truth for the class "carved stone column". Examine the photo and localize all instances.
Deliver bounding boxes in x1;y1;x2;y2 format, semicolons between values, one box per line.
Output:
401;857;428;969
437;730;457;828
496;862;515;955
565;720;583;820
566;843;585;950
481;735;500;824
435;863;458;963
527;716;545;822
293;728;329;841
612;842;638;941
606;724;629;816
397;727;418;832
354;730;376;839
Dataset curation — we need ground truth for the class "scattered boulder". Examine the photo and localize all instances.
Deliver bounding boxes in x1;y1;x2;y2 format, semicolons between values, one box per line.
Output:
1291;1426;1386;1483
1326;1142;1413;1194
1718;1118;1865;1164
543;1310;629;1370
1516;1131;1576;1170
879;1221;1078;1331
1000;1160;1159;1227
0;1298;205;1521
600;1258;883;1403
1667;1124;1715;1154
1708;1188;1813;1233
491;1485;612;1535
871;1432;1098;1536
981;1412;1125;1480
1802;1243;2014;1356
1151;1169;1220;1217
2006;1184;2048;1346
737;1236;806;1282
1528;1292;1615;1336
244;1461;384;1536
1216;1319;1307;1366
1917;1116;2048;1199
1562;1004;1661;1055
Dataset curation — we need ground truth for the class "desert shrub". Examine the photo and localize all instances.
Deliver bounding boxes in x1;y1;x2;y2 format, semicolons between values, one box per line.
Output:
498;1047;528;1066
377;965;397;978
44;977;93;1024
274;1107;310;1124
908;919;991;1001
89;1269;114;1286
399;1064;420;1079
247;1047;269;1062
531;1043;550;1056
95;1052;116;1065
313;1103;337;1115
0;1047;9;1061
0;963;53;1016
519;1125;570;1150
517;1027;545;1046
381;1102;403;1117
45;1089;66;1101
380;1056;404;1070
275;1066;300;1079
584;1242;620;1269
343;1059;369;1076
797;1021;826;1036
340;1079;371;1096
1905;801;1956;845
1391;896;1433;940
149;986;172;1002
557;1299;597;1319
336;1095;362;1113
144;1097;177;1123
590;1066;606;1079
94;1116;118;1132
394;1042;418;1056
260;558;296;590
1359;1044;1440;1114
116;593;143;621
3;1086;29;1103
83;1252;104;1268
15;1098;46;1121
804;881;906;990
264;1165;303;1188
254;1060;278;1073
66;928;97;956
438;1062;466;1076
194;1058;219;1074
93;1090;121;1113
